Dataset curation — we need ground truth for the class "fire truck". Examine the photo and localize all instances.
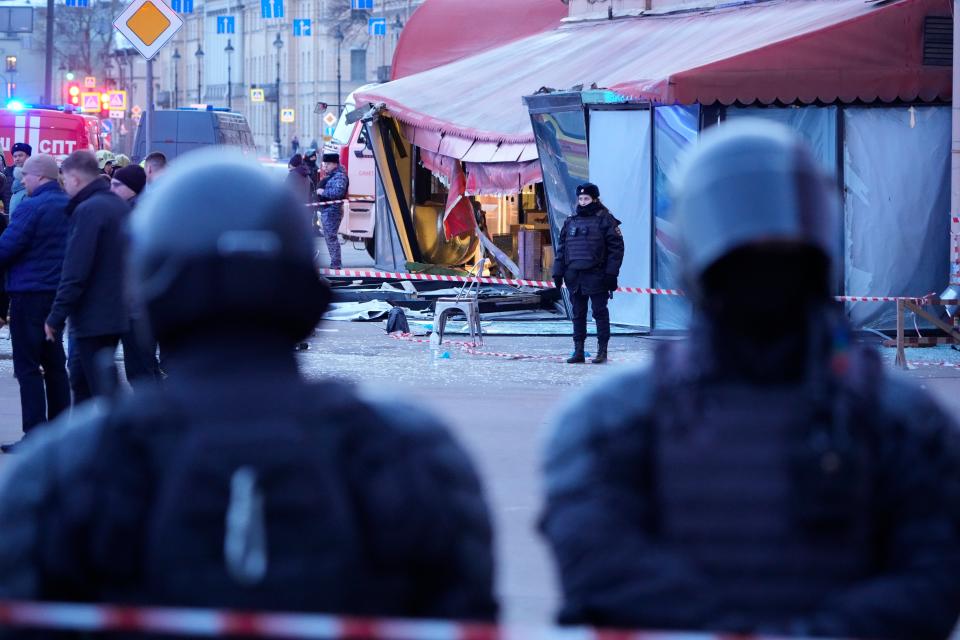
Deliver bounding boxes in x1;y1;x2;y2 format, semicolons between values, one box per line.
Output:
0;102;103;167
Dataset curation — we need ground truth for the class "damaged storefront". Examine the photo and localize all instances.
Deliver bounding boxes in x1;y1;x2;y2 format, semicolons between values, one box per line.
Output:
353;0;952;332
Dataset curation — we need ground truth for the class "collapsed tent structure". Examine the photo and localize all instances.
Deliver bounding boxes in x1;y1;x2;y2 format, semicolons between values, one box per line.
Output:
355;0;952;331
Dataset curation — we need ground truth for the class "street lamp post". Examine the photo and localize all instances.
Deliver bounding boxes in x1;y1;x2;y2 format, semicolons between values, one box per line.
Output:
195;44;204;103
172;48;180;109
273;32;282;159
224;39;234;110
57;61;65;104
335;24;343;116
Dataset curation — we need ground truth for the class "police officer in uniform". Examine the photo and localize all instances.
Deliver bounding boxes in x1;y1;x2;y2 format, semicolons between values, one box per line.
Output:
0;150;498;625
553;183;624;364
540;122;960;639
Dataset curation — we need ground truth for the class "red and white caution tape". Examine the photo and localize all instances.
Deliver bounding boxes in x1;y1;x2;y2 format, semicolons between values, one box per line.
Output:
307;198;376;208
322;268;564;290
322;269;935;303
0;599;758;639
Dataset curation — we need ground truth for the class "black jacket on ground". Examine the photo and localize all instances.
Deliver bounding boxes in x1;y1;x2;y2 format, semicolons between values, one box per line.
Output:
0;335;498;630
552;203;624;295
46;179;130;337
541;311;960;640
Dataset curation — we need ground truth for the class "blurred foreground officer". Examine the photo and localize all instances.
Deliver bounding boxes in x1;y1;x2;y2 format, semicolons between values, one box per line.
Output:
540;122;960;640
553;183;624;364
0;150;497;627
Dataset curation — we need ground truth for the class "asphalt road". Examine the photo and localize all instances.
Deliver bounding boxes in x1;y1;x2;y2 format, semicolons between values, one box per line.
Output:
0;319;957;626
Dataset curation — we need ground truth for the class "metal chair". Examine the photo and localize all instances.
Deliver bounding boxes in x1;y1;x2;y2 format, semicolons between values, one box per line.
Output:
434;258;486;346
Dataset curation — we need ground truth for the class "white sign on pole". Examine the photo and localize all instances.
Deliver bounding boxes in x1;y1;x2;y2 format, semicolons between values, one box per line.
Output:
109;110;125;119
114;0;184;60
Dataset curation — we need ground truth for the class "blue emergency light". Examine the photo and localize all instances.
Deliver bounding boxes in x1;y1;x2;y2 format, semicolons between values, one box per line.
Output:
4;100;26;112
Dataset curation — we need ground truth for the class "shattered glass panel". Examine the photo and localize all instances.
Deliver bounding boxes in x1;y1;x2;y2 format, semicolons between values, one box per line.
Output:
725;105;838;177
843;106;950;330
653;105;698;330
530;110;589;252
589;108;652;330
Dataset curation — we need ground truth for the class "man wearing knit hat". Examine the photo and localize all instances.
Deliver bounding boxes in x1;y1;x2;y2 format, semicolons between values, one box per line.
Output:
0;154;70;447
109;163;160;384
110;164;147;207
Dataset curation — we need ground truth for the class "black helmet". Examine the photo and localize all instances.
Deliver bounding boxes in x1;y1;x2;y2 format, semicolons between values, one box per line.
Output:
128;149;331;345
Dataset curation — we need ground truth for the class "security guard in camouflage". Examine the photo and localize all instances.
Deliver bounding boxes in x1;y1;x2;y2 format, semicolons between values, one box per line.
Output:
553;183;624;364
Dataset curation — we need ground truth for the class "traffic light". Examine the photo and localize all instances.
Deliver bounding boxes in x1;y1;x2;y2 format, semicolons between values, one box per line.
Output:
100;91;110;117
66;82;81;106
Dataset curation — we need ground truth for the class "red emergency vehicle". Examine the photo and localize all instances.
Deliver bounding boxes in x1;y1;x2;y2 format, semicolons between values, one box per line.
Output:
0;105;103;167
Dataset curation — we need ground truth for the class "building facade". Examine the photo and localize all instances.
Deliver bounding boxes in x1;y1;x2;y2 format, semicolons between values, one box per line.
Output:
147;0;421;156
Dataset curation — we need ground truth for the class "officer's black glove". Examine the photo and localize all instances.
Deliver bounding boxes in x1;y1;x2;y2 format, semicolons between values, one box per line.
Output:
604;274;618;292
553;275;564;289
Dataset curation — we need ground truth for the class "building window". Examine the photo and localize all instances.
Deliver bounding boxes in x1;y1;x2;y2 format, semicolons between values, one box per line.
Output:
350;48;366;82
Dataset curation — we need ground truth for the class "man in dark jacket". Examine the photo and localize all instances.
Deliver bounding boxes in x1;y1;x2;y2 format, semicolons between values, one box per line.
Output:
0;154;70;440
303;148;319;191
45;150;130;402
0;151;497;624
541;122;960;640
552;183;624;364
111;164;161;385
316;152;349;269
285;153;312;207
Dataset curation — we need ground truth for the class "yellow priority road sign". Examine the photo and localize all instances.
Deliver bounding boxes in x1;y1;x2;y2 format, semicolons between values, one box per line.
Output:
323;112;336;126
281;108;295;123
250;88;265;103
114;0;184;60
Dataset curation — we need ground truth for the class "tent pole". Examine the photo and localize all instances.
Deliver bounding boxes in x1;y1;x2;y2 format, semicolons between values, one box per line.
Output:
944;0;960;315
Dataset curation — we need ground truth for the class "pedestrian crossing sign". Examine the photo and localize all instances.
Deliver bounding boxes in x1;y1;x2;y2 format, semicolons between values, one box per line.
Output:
250;88;265;103
281;108;295;123
80;92;100;111
108;90;127;110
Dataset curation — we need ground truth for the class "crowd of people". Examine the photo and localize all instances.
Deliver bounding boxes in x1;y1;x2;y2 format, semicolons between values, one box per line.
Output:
0;145;168;450
0;125;952;640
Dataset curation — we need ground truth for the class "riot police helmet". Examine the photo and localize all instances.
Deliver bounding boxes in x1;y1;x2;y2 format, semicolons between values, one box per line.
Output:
128;149;331;345
673;120;839;297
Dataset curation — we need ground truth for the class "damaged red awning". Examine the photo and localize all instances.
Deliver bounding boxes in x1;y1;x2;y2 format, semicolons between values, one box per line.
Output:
357;0;951;150
391;0;566;80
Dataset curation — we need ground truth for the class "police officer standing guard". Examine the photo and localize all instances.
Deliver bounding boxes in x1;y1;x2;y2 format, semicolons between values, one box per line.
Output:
553;183;624;364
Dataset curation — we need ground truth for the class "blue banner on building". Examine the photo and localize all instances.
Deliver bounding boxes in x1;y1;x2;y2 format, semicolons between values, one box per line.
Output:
216;15;236;34
65;0;90;8
352;0;373;9
171;0;194;13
